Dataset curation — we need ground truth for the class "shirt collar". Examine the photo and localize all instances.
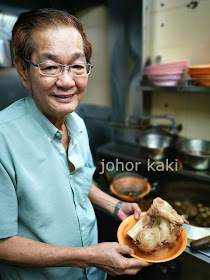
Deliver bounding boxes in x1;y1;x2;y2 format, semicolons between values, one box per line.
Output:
25;93;83;142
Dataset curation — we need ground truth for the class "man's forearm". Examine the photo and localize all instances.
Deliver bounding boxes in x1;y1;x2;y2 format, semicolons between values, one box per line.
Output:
0;224;149;276
0;235;90;268
88;184;119;215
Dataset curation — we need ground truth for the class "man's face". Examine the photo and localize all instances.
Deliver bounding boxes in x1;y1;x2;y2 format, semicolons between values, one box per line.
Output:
26;27;88;121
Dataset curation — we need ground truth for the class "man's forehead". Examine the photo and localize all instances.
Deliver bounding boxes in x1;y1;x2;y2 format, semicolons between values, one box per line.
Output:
31;27;85;61
31;26;83;46
38;51;85;61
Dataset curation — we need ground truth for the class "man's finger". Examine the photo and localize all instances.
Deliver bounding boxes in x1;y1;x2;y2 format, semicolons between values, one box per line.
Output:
133;205;141;219
118;245;134;255
122;267;143;275
126;258;151;268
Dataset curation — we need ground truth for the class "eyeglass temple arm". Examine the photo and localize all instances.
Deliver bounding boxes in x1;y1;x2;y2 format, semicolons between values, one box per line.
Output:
24;58;39;68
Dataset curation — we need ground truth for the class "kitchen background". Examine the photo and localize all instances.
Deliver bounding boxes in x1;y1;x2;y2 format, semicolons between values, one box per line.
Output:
0;0;210;279
78;0;210;141
1;0;210;143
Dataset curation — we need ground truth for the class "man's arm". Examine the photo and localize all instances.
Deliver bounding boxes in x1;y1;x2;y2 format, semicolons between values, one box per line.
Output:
0;235;89;268
88;183;119;216
0;235;150;276
88;183;141;220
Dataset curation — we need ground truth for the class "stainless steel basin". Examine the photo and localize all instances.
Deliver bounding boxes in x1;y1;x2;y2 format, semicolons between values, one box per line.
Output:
139;132;174;161
176;138;210;170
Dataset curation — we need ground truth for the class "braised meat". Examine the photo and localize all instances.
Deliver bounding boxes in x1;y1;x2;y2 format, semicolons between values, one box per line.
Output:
127;197;188;255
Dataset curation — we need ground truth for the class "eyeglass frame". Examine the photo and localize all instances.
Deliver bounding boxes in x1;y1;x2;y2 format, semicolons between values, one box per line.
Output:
24;58;93;77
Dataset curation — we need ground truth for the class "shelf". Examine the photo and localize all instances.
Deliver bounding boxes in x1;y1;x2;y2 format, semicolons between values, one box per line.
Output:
139;79;210;92
139;84;210;93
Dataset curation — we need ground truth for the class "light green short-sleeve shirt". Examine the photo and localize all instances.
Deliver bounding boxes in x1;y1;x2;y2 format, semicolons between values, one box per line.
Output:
0;94;106;280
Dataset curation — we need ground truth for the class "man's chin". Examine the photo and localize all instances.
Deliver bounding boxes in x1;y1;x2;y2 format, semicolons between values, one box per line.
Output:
57;102;79;115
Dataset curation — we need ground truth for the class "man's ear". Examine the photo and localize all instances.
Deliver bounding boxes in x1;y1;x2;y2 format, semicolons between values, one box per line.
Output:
13;57;32;89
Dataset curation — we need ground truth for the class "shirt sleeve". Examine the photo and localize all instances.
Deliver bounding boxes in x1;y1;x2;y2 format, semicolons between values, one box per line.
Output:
0;158;18;238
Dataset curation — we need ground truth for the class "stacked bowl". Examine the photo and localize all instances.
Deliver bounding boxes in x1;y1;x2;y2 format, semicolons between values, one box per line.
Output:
144;61;188;86
188;65;210;86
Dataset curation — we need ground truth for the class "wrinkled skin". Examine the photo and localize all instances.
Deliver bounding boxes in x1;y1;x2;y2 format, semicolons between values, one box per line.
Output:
89;242;152;276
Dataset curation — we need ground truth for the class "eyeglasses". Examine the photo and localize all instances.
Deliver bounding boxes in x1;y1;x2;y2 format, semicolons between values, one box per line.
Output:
24;58;93;77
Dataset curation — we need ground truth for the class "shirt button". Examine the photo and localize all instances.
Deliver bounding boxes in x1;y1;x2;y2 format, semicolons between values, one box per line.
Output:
56;132;60;137
81;226;85;231
48;137;51;141
60;149;65;154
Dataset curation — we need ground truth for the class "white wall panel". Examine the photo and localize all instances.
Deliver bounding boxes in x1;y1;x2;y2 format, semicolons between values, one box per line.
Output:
76;6;111;106
144;0;210;140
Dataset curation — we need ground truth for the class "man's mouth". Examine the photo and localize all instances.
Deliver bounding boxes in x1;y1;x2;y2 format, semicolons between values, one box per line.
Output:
52;94;75;99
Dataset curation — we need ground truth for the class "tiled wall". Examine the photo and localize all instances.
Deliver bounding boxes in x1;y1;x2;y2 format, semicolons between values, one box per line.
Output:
143;0;210;64
143;0;210;141
77;1;210;141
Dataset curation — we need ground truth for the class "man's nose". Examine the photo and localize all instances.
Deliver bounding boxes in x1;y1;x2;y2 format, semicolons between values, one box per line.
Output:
56;67;75;88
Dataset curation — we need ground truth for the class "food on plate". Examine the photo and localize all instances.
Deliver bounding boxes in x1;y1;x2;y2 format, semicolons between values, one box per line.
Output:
169;200;210;227
127;197;188;256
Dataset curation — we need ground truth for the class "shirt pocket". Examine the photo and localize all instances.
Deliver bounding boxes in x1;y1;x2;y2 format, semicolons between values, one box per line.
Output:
82;162;96;204
71;162;96;206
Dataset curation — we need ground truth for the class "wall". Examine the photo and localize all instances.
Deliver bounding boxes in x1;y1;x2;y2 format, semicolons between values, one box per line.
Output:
77;2;210;141
143;0;210;140
76;5;111;107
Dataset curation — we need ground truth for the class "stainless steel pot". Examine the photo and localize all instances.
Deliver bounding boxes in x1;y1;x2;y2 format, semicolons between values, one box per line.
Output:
139;132;174;161
175;138;210;170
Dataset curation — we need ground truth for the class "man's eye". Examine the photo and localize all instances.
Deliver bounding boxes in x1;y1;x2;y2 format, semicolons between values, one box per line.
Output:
44;65;58;70
72;64;84;69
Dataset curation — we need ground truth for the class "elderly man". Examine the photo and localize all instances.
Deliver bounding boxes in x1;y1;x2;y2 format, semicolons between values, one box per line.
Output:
0;8;150;280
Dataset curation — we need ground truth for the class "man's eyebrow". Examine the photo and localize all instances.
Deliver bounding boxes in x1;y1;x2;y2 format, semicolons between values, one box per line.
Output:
72;52;86;60
39;52;86;62
39;53;58;61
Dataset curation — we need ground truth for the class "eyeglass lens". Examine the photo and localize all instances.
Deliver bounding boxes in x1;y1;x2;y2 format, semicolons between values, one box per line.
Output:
39;62;91;76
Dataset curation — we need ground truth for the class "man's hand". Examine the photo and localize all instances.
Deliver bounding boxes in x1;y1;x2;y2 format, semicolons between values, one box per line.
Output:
87;242;151;276
117;202;141;221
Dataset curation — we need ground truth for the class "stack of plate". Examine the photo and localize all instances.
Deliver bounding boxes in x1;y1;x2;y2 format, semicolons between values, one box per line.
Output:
188;65;210;86
144;61;188;86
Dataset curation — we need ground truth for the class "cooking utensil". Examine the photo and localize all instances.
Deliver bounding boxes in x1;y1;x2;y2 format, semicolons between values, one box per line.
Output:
110;172;151;202
139;132;174;160
99;162;152;202
183;224;210;240
190;236;210;250
183;221;210;250
175;138;210;170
